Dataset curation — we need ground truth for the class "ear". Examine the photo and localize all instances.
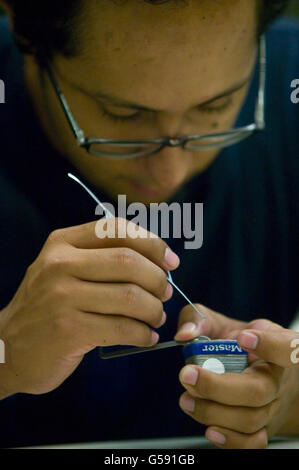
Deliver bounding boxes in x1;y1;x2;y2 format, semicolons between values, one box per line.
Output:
0;2;34;53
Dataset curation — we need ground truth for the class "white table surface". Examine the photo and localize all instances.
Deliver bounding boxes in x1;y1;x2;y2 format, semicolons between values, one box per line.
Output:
27;436;299;449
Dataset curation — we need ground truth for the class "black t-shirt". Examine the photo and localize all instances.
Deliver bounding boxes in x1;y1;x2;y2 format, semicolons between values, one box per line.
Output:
0;16;298;447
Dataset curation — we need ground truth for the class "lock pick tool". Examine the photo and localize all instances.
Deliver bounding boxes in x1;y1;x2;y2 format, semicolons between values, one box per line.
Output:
68;173;206;359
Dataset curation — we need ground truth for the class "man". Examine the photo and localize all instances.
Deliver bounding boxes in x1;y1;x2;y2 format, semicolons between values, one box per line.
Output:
0;0;298;448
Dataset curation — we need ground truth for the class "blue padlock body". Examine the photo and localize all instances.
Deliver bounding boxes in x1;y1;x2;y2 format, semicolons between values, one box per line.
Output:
183;340;247;361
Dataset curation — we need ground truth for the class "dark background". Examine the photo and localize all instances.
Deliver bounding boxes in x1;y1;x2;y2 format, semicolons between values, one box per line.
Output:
0;1;299;17
287;0;299;17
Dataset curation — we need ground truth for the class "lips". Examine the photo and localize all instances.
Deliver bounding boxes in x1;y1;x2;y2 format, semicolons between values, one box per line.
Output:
130;180;174;197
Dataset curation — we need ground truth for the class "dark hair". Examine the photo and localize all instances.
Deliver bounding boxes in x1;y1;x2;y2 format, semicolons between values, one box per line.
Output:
259;0;291;35
4;0;291;61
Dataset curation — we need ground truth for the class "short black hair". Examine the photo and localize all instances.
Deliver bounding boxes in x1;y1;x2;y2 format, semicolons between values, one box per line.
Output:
3;0;291;61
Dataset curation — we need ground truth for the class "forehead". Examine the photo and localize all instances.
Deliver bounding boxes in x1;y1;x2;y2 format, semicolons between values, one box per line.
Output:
55;0;258;110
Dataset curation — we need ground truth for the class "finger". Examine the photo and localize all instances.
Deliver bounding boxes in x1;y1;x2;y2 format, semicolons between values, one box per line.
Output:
60;246;173;302
237;328;299;368
174;303;248;342
66;310;160;350
71;280;166;329
226;328;259;362
179;392;279;434
205;426;268;449
246;318;283;332
48;219;180;271
178;361;281;407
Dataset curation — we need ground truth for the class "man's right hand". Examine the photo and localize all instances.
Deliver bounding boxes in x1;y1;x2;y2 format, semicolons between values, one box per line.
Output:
0;218;179;397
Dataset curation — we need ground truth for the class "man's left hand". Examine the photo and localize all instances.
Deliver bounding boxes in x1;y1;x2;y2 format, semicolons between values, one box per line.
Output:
175;304;299;449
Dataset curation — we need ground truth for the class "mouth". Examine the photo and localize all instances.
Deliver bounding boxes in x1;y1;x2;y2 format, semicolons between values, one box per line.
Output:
130;180;175;198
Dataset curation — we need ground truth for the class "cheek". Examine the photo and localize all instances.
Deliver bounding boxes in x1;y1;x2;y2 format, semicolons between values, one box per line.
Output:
211;121;220;129
191;149;219;173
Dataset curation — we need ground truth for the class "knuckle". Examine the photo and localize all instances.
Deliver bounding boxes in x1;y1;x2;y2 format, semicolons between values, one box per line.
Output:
116;318;152;346
24;257;72;298
115;217;128;237
143;233;166;262
51;310;74;335
23;259;44;293
249;318;281;332
123;283;140;307
50;283;72;302
115;247;137;270
47;228;66;244
40;253;70;275
24;262;37;288
25;261;34;276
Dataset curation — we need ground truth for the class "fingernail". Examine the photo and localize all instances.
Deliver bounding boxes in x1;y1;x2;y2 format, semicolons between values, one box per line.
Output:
181;366;198;386
239;332;258;350
164;248;180;269
176;322;197;337
151;331;159;345
163;283;173;301
180;395;195;412
206;430;226;445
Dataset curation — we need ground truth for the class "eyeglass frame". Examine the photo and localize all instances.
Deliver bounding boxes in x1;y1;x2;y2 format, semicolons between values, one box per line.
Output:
45;35;266;159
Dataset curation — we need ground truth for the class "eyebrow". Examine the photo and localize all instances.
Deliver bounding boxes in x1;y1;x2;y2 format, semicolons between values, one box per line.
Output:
93;76;252;111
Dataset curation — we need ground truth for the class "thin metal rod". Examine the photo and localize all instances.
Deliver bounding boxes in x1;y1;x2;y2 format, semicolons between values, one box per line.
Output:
99;340;181;359
99;336;211;359
68;173;206;321
167;278;206;319
68;173;114;218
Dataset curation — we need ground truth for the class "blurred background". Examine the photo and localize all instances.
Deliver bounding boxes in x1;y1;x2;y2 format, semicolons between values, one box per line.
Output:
0;1;299;17
287;0;299;17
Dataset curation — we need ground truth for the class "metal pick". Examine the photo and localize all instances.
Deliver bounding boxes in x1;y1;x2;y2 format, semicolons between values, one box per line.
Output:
98;337;211;359
68;173;206;358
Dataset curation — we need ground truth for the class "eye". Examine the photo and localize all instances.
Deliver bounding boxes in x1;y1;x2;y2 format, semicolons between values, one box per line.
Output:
100;107;141;123
199;96;234;114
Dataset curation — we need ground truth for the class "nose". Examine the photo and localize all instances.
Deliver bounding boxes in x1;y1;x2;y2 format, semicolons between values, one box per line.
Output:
156;110;185;137
146;144;191;193
144;112;193;192
167;138;184;147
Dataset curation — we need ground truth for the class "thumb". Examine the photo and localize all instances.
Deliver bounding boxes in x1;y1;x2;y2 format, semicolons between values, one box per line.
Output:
237;328;299;368
174;303;247;342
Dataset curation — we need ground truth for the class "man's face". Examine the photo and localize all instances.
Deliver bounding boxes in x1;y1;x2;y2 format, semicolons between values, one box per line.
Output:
25;0;258;204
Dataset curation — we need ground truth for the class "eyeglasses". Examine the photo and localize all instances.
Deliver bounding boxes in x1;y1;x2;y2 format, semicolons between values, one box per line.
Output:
46;36;266;159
